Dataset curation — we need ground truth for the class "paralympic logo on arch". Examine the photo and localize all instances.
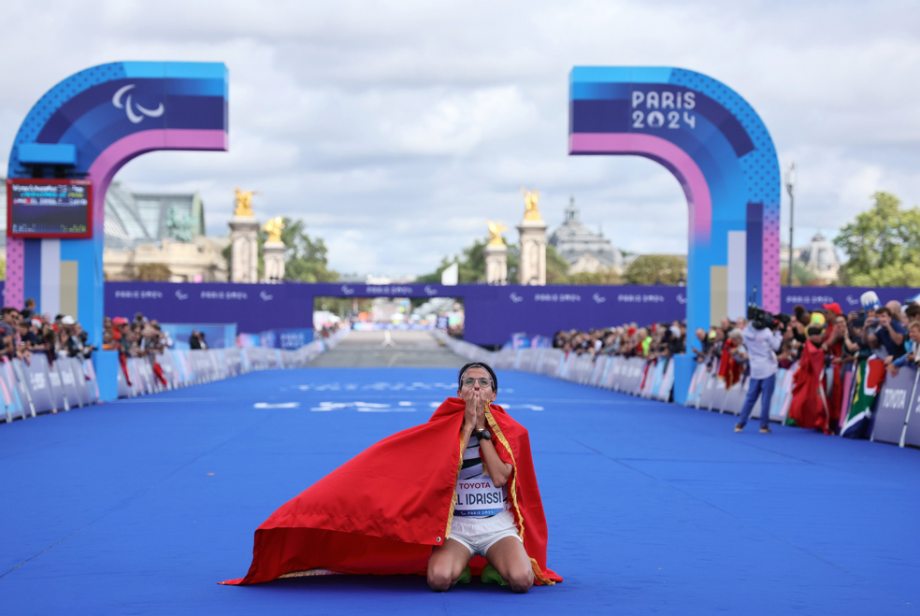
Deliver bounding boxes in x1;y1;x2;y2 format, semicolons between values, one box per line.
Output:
112;84;165;124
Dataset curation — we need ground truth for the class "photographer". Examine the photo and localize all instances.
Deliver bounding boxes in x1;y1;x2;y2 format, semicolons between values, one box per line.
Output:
734;308;785;434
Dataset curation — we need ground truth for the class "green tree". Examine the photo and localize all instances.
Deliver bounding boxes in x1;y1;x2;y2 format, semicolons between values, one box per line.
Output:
418;239;522;284
420;240;643;285
624;255;687;285
834;191;920;286
276;218;339;282
780;261;819;287
565;269;624;285
315;296;373;318
544;244;570;284
135;263;172;281
222;218;339;282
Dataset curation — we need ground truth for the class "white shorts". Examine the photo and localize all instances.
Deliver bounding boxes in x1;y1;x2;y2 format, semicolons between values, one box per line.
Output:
448;509;521;557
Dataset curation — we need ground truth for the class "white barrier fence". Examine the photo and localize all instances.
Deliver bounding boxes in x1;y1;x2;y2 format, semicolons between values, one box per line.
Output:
0;354;100;422
684;359;796;422
1;329;348;422
436;331;920;446
434;331;675;402
436;330;795;417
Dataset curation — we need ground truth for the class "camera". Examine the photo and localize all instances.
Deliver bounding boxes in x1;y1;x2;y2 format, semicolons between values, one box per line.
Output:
748;305;790;330
746;287;789;330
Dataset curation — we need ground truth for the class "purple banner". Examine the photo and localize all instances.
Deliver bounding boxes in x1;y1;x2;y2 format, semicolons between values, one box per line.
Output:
0;280;882;349
902;375;920;448
780;286;920;315
871;367;915;445
462;285;687;345
106;283;313;334
104;281;687;345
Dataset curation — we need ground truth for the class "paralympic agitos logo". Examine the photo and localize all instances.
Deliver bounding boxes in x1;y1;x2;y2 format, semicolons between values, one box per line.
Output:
112;84;165;124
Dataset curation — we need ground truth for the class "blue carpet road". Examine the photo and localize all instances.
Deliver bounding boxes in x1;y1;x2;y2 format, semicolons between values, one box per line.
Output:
1;367;919;615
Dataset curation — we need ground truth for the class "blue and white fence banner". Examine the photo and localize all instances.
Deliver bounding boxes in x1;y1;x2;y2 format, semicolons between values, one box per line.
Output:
434;332;676;403
872;365;918;446
437;330;920;451
1;329;348;422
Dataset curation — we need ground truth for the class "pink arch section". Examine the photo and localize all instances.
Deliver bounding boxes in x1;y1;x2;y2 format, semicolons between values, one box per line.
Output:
4;129;227;310
568;133;712;243
89;129;228;231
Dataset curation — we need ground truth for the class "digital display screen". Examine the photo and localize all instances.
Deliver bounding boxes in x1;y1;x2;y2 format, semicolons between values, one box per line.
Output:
7;179;92;238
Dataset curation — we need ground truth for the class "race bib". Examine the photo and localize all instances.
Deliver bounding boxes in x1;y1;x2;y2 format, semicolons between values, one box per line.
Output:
454;437;507;517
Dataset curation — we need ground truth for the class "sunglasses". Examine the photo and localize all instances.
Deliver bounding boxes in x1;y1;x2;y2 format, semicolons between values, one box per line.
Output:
462;377;493;388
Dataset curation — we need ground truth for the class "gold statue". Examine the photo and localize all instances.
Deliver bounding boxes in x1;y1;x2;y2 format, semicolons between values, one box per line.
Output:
234;187;259;217
487;220;508;246
262;216;285;243
521;186;542;221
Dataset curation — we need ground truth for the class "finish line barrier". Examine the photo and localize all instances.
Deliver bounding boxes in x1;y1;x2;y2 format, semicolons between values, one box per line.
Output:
437;329;798;423
434;331;675;402
435;332;790;420
1;330;348;422
436;330;920;450
436;330;797;417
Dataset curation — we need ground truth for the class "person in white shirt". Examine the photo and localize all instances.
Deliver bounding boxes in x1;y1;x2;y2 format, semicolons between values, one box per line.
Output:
734;317;785;434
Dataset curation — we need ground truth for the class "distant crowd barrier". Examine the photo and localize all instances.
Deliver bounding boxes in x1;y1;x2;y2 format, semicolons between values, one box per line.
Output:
684;361;794;423
867;364;920;449
2;330;348;422
436;331;919;450
434;331;675;402
0;355;101;421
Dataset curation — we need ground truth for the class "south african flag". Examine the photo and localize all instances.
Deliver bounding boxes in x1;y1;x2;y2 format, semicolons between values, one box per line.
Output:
841;358;885;439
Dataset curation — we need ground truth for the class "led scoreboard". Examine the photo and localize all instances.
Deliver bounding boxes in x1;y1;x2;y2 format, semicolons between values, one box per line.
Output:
6;178;92;238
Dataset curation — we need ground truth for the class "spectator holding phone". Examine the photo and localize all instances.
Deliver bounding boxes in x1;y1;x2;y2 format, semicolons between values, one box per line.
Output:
888;321;920;376
875;306;907;361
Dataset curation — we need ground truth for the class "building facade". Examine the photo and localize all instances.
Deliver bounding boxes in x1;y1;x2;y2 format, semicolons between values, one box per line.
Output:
780;231;841;284
548;198;624;274
102;182;228;282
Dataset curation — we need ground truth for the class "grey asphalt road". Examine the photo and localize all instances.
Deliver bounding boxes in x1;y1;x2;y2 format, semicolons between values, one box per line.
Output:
308;330;468;367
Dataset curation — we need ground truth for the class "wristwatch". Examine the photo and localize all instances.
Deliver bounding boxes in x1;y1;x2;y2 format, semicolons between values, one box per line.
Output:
474;428;492;441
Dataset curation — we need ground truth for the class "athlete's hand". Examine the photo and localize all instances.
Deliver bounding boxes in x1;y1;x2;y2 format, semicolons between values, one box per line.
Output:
462;388;480;432
475;396;487;431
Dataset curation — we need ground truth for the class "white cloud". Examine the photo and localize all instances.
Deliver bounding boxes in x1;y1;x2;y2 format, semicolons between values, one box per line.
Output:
2;0;920;275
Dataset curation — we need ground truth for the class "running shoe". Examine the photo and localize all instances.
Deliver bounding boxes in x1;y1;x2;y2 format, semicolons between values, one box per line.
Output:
481;564;506;585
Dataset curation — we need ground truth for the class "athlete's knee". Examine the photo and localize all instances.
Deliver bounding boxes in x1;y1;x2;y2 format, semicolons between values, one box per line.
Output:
507;567;533;593
427;566;454;592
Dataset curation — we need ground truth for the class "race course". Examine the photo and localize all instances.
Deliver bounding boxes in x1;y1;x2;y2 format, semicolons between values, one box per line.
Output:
2;333;919;615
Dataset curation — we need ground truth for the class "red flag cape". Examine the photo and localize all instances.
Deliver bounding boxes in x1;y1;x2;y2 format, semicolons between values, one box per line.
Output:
865;356;887;393
825;338;845;426
718;340;744;390
221;398;561;586
788;340;828;430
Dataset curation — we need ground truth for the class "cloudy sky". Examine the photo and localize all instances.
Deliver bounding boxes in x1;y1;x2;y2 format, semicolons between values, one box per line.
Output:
2;0;919;277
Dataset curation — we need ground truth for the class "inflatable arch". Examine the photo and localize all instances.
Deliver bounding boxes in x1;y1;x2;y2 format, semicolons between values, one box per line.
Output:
569;66;781;341
6;61;229;348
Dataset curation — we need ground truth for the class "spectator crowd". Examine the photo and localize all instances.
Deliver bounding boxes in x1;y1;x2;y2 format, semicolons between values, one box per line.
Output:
0;298;95;365
552;320;687;360
689;295;920;434
102;312;175;388
690;300;920;373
